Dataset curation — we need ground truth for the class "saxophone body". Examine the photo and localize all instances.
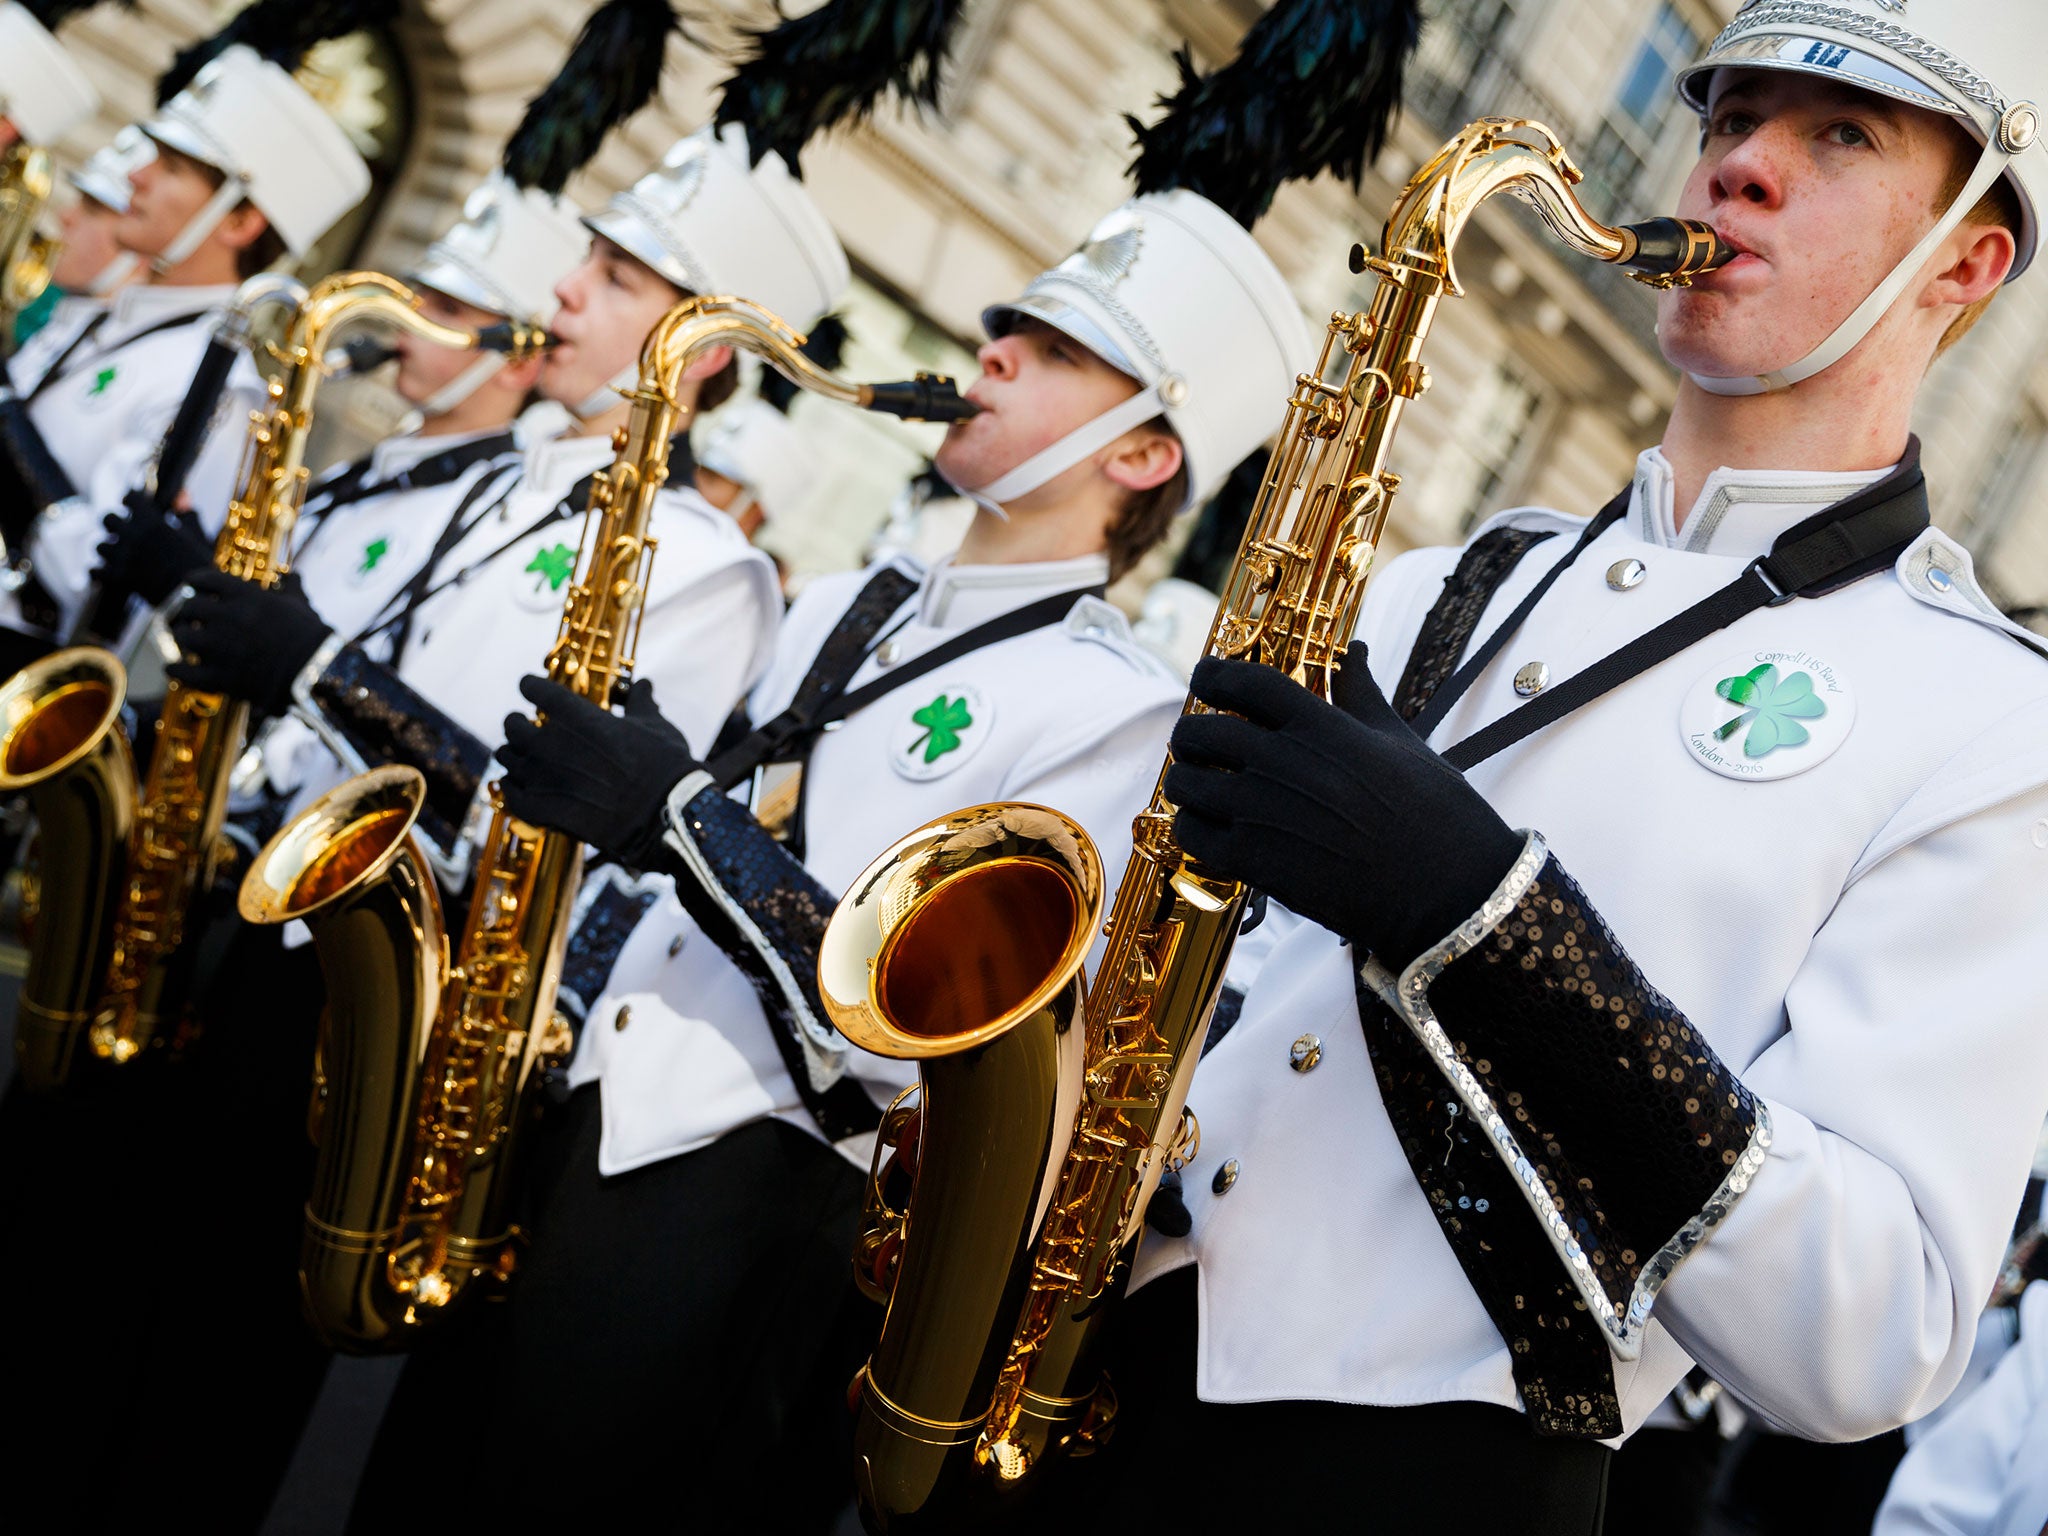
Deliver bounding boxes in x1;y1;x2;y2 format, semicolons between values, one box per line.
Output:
819;118;1731;1531
0;141;57;351
0;272;539;1091
238;295;978;1350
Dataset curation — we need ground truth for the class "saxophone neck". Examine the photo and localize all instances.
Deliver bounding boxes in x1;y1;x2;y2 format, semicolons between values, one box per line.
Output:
1378;118;1731;296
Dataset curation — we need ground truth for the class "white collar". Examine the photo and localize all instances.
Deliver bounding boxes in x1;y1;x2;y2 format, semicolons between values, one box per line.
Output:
917;551;1111;630
522;431;616;497
1630;446;1895;561
106;281;235;332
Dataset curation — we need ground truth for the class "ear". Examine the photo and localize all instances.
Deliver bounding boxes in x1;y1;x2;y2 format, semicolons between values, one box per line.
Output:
1099;425;1184;495
680;342;733;384
214;202;270;255
1924;221;2015;312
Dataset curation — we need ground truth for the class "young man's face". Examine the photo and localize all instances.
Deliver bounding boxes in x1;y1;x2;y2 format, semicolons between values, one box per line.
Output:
116;142;215;259
392;284;504;406
1658;69;1981;379
934;316;1143;492
543;236;682;407
51;198;123;291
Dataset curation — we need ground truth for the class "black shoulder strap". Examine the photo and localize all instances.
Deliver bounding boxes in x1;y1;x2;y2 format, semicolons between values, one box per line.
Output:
705;575;1105;790
31;309;208;402
294;430;522;566
11;310;109;404
1443;446;1931;771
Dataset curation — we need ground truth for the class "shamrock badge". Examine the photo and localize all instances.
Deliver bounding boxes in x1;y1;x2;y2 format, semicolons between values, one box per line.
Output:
1681;650;1854;783
907;694;973;764
890;682;994;781
88;366;117;398
358;536;390;575
1712;664;1826;758
525;542;577;593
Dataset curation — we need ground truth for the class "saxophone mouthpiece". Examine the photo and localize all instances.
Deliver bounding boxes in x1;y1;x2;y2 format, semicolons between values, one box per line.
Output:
327;335;398;377
476;321;557;360
1611;218;1736;289
858;373;982;422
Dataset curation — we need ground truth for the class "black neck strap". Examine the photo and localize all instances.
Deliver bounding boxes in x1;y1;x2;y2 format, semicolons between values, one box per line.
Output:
707;575;1104;791
295;430;522;566
1440;442;1931;772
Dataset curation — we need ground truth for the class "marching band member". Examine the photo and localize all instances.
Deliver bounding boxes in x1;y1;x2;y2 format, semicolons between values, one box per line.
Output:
1059;2;2048;1529
401;190;1308;1529
2;44;368;651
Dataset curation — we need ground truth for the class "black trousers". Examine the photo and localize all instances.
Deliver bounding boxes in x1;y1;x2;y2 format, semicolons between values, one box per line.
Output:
0;920;330;1533
349;1090;873;1533
1037;1267;1612;1534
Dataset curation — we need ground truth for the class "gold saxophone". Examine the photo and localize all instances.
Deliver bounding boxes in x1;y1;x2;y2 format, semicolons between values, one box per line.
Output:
817;118;1732;1530
0;272;544;1091
236;294;980;1350
0;141;58;351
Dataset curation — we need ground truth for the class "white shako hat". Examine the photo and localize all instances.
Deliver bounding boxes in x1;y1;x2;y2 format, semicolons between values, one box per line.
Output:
140;44;370;262
1674;0;2043;394
69;125;154;214
0;3;98;145
584;121;850;330
696;395;818;526
971;190;1311;515
411;171;585;327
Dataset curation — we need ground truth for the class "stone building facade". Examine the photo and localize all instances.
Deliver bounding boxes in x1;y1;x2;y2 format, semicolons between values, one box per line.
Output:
31;0;2048;625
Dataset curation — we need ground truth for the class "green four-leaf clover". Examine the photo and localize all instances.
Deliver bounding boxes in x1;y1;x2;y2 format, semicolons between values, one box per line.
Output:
525;542;577;593
1713;663;1826;758
908;694;973;763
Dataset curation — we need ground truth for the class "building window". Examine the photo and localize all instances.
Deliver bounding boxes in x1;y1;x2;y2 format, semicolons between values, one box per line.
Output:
1407;0;1526;132
1578;3;1705;219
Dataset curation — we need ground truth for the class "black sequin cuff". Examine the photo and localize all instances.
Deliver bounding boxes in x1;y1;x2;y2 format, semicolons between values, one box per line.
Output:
659;778;847;1095
307;644;491;851
1362;835;1771;1358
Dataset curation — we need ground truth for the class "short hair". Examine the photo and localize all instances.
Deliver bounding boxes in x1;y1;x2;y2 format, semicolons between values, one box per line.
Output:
1936;139;2026;356
170;147;287;278
1103;416;1190;581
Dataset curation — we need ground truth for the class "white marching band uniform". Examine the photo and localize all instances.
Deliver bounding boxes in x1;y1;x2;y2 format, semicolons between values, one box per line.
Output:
1;46;369;640
577;190;1310;1171
1135;455;2048;1436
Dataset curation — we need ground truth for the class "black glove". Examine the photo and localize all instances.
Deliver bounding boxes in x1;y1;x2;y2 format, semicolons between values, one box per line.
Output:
96;490;215;609
1164;641;1524;968
498;675;698;870
166;568;333;715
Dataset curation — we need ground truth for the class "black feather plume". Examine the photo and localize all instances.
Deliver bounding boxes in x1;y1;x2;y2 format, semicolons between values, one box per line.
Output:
714;0;967;177
22;0;136;27
157;0;402;104
760;313;851;413
503;0;684;195
1129;0;1423;227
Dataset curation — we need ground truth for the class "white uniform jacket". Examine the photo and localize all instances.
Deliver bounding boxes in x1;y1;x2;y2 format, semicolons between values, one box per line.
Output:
282;429;781;866
570;552;1186;1177
1134;448;2048;1440
1875;1283;2048;1536
4;282;264;635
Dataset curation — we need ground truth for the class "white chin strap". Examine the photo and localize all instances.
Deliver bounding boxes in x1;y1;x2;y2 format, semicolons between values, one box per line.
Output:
1691;137;2013;396
150;174;252;277
951;382;1166;518
573;365;639;421
418;351;510;419
87;250;141;296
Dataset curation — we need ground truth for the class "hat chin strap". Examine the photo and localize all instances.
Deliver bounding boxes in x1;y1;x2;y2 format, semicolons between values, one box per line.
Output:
87;250;141;296
1690;138;2013;396
417;351;511;420
572;364;639;421
950;382;1166;519
150;174;252;277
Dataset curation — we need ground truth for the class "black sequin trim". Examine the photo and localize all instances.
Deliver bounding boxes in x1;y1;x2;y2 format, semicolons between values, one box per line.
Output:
662;785;880;1140
557;877;658;1032
309;644;491;850
1392;527;1557;722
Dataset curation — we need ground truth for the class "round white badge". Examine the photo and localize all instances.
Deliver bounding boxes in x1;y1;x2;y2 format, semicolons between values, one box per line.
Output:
889;682;994;782
1679;647;1855;782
